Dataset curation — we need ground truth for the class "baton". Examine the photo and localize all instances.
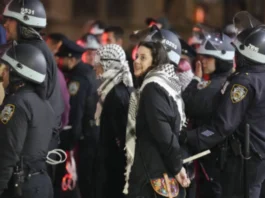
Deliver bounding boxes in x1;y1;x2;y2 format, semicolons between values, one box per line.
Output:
63;125;72;130
183;150;211;164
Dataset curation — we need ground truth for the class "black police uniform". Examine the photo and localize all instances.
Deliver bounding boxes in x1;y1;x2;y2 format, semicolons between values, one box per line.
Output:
54;38;99;198
18;39;65;190
182;26;235;198
0;86;55;198
2;0;64;148
18;39;64;140
56;38;99;150
2;0;64;195
68;61;100;198
182;72;231;198
0;43;55;198
183;72;230;127
182;25;237;198
183;66;265;198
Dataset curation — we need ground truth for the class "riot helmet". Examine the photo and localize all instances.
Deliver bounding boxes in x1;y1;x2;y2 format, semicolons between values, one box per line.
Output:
3;0;47;29
194;24;235;61
76;33;101;50
0;42;46;84
179;37;197;59
130;25;182;66
232;11;265;64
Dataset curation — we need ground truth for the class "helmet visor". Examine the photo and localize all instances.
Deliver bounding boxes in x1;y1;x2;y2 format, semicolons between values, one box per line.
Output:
233;11;262;35
129;25;162;43
194;24;225;51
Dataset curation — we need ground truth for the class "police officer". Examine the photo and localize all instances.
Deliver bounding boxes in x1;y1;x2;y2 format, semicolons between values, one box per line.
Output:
55;37;99;198
2;0;64;145
182;26;235;198
183;26;235;128
180;12;265;198
76;33;101;66
0;43;54;198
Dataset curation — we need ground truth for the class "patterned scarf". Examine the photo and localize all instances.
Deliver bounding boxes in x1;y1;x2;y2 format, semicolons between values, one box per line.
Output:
123;63;188;194
177;69;194;91
94;44;133;126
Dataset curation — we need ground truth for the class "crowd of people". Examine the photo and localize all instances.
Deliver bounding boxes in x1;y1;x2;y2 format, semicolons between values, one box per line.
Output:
0;1;265;198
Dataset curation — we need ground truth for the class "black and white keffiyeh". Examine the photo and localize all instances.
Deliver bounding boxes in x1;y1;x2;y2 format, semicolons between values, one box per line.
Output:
177;69;194;91
123;63;187;194
94;44;133;126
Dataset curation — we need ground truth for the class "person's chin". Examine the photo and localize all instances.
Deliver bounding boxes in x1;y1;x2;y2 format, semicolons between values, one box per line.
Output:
134;71;141;78
202;70;209;74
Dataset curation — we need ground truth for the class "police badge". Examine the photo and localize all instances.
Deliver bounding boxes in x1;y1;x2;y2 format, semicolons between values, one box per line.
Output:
197;81;211;90
0;104;15;124
230;84;248;103
68;81;80;96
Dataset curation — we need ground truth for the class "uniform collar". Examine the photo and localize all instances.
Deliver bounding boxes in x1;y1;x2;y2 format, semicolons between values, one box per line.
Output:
236;65;265;73
210;70;232;79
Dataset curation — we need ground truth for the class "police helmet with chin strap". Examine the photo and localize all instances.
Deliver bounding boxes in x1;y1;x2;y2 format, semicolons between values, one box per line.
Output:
232;11;265;64
194;24;235;61
130;25;182;66
3;0;47;29
143;25;182;65
0;42;46;84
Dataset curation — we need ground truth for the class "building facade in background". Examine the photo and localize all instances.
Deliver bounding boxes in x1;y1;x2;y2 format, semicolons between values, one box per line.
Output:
1;0;265;46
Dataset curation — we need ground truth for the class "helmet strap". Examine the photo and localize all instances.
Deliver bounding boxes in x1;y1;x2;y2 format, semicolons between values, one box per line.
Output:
16;21;43;41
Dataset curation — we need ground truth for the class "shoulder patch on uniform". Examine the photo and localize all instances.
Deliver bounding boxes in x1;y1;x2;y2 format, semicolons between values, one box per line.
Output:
197;80;211;90
230;84;248;103
0;104;15;124
68;81;80;96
